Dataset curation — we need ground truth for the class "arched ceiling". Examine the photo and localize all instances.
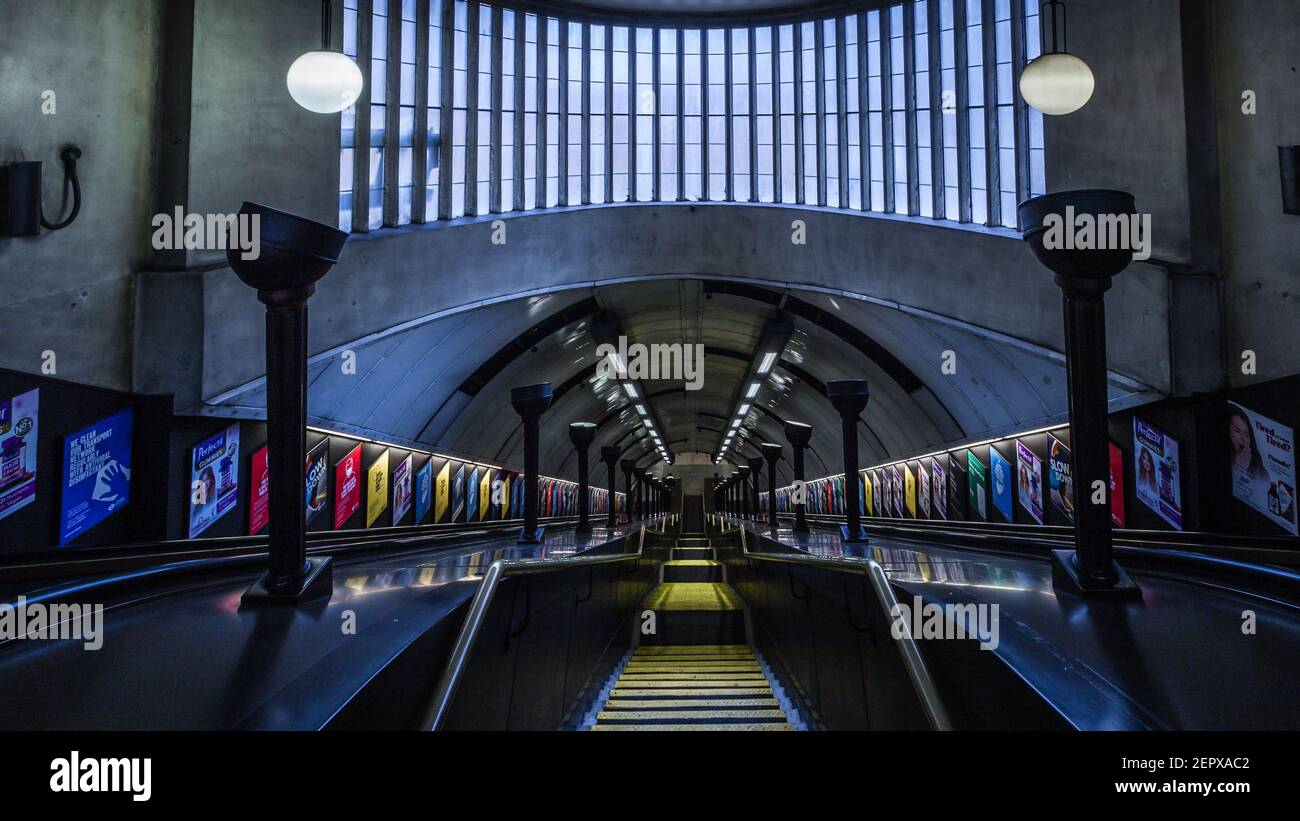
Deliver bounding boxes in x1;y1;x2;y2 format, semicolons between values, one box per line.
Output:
210;277;1153;490
513;0;872;26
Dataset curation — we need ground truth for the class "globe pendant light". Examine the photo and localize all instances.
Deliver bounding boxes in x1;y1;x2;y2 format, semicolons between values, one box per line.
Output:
1019;0;1094;116
287;0;364;114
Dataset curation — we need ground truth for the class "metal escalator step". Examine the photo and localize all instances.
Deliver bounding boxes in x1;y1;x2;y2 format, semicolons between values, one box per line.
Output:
643;583;742;611
624;664;762;673
609;687;774;698
604;698;780;709
619;671;767;680
591;722;794;732
632;645;751;654
596;709;789;723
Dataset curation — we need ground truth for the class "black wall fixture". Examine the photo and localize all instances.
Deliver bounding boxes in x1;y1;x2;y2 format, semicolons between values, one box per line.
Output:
1281;146;1300;216
0;145;82;237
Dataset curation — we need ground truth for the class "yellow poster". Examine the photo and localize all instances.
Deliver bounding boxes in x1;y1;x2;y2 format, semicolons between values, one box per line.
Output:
478;469;492;521
863;470;873;516
434;461;450;523
904;463;916;517
366;450;390;527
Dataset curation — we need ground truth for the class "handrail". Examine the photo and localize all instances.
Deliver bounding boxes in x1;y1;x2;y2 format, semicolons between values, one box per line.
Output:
733;523;953;731
420;524;649;731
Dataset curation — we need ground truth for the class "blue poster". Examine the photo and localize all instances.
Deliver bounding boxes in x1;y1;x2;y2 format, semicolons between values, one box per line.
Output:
990;447;1014;523
59;407;133;545
414;460;432;524
451;464;466;522
189;424;241;539
466;467;480;522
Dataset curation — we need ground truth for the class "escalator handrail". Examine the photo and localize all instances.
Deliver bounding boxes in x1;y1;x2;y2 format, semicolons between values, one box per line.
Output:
731;523;954;731
420;524;651;731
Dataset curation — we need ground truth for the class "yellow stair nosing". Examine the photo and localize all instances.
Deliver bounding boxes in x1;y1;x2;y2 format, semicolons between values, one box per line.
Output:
604;698;780;709
596;709;789;721
610;688;774;697
592;723;794;731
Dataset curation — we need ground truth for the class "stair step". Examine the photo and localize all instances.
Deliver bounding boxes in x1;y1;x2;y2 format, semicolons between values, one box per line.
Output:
604;698;780;709
632;644;751;655
610;687;775;697
597;709;788;723
644;583;741;612
663;560;724;582
592;722;794;732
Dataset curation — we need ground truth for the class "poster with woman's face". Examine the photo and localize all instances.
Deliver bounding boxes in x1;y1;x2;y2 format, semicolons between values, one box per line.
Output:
1133;418;1182;530
1228;402;1297;535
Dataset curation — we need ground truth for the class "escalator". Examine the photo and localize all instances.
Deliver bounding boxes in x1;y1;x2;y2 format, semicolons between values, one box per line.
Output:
585;532;797;731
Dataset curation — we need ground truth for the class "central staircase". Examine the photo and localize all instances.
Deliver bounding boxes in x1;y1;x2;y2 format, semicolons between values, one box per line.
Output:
587;531;798;731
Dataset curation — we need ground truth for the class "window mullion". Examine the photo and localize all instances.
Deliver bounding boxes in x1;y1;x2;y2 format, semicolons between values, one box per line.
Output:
605;25;614;204
558;21;569;206
513;12;525;212
1011;0;1031;219
652;28;661;202
857;12;870;212
437;0;454;220
813;21;826;207
628;27;637;201
792;23;804;204
582;22;592;205
724;29;733;201
352;0;374;232
835;16;849;209
902;3;919;217
953;0;971;223
489;5;503;214
701;29;710;198
748;27;758;202
384;0;402;226
464;1;480;216
537;18;547;209
413;0;431;223
982;0;1001;226
928;0;944;219
677;34;686;201
879;8;894;214
771;24;782;204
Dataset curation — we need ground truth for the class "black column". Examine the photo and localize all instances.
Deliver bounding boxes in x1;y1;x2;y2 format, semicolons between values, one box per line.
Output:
636;468;648;519
1020;189;1141;597
826;380;870;542
761;443;783;532
512;382;553;544
784;421;812;534
601;446;620;527
737;466;751;519
620;459;636;522
570;422;596;533
748;457;764;522
232;203;346;606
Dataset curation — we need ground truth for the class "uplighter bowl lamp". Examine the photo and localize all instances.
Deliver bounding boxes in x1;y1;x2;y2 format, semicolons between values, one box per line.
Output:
287;0;363;114
1019;1;1094;116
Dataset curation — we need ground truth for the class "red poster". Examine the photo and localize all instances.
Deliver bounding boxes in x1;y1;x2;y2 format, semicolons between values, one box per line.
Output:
334;444;363;530
249;446;270;535
1109;442;1127;528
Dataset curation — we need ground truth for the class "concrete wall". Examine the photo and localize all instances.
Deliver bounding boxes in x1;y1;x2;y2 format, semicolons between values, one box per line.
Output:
1213;0;1300;386
0;0;162;391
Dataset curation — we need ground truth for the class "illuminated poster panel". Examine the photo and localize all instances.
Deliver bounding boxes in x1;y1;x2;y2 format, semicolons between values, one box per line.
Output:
305;438;329;525
932;458;947;520
863;471;873;516
435;460;451;522
249;446;270;535
451;463;466;522
1108;443;1126;528
1049;435;1074;523
189;423;240;539
478;469;492;520
59;406;133;545
414;459;432;525
946;453;966;521
0;389;39;523
465;466;479;522
1228;402;1297;535
903;464;916;517
490;472;504;519
499;472;512;518
1133;418;1182;530
918;460;931;518
891;465;903;517
1016;441;1045;524
990;448;1013;523
967;451;987;521
333;444;362;529
392;453;413;525
366;450;390;527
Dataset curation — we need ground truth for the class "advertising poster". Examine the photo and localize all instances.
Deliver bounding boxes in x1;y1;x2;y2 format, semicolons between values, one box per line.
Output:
1109;442;1126;528
903;464;916;517
59;406;133;545
499;472;512;519
333;444;362;529
879;470;890;516
990;448;1013;523
364;449;387;524
932;458;947;520
1016;441;1045;525
1048;436;1074;523
451;464;466;522
1228;403;1297;535
188;423;240;539
478;469;492;520
947;453;966;521
249;446;270;535
863;471;873;516
918;461;931;518
1133;418;1183;530
490;472;504;520
0;389;39;523
305;438;329;525
414;459;432;525
434;460;450;523
392;453;413;525
966;452;987;521
891;466;903;517
465;467;479;522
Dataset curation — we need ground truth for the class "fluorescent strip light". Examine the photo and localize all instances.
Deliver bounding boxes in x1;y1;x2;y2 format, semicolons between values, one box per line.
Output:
635;404;647;415
757;352;777;374
623;383;638;399
746;382;760;399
